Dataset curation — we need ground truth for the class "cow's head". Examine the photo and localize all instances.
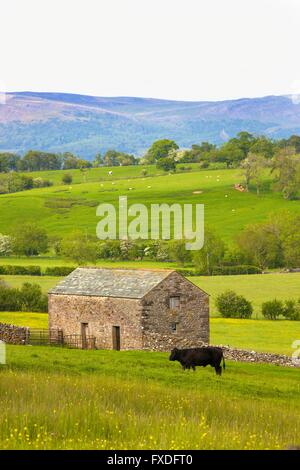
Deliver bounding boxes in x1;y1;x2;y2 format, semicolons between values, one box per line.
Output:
169;347;179;361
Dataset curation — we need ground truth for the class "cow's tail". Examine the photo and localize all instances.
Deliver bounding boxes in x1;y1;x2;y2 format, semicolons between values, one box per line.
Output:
222;354;226;371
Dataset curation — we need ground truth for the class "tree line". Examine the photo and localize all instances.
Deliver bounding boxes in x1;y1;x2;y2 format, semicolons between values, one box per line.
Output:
0;149;138;173
1;132;300;174
1;211;300;271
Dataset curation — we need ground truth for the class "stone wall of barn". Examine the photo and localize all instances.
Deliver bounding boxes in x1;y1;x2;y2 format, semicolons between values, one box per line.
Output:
48;294;143;350
141;272;209;351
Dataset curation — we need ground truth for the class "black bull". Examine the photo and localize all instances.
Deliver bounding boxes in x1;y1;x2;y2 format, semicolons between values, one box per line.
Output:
169;347;226;375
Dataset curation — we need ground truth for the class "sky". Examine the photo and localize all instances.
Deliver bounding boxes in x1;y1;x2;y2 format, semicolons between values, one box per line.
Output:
1;0;300;101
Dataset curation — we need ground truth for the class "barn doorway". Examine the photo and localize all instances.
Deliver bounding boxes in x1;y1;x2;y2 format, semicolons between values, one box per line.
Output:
81;322;88;349
112;326;121;350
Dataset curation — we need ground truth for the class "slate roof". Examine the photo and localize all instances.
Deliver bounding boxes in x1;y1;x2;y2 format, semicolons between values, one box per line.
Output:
48;267;174;299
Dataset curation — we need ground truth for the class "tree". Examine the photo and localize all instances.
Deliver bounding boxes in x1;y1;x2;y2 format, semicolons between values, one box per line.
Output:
287;135;300;153
262;299;284;320
282;299;300;321
240;152;267;194
249;136;275;158
169;240;191;266
60;232;97;265
93;153;103;167
0;153;20;173
102;150;136;167
271;148;300;200
19;282;48;312
273;212;300;268
62;153;91;170
278;135;300;153
192;229;225;275
117;153;137;166
235;131;256;157
62;173;73;185
20;151;62;172
11;223;48;256
144;139;179;163
0;173;34;194
156;157;176;172
103;150;120;166
178;143;217;164
216;290;253;318
97;240;121;259
0;234;12;256
216;141;244;167
237;222;283;269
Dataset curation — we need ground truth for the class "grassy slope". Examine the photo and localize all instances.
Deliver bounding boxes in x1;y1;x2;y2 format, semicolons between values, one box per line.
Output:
27;164;201;185
0;345;299;450
1;167;300;243
1;311;299;355
191;272;300;317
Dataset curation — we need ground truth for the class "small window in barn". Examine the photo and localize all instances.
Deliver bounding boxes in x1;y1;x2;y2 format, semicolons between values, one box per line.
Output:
169;296;180;309
171;322;178;332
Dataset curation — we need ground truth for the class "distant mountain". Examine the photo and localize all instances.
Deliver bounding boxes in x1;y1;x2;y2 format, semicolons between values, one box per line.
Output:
1;92;300;159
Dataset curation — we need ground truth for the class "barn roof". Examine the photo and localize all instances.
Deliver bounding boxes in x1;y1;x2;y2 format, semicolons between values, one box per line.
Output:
48;267;174;299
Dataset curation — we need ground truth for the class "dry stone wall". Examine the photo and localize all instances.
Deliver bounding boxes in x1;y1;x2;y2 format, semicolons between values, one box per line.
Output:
218;345;298;368
0;322;29;345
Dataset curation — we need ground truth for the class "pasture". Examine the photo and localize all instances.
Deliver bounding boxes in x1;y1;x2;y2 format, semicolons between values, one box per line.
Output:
1;311;298;356
0;345;299;450
1;166;300;243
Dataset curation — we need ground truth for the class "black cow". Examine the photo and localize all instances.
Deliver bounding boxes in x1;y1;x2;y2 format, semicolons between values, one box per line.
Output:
169;346;225;376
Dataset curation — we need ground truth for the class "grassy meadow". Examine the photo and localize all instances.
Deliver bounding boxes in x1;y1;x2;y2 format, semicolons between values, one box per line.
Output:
1;166;300;243
0;345;299;450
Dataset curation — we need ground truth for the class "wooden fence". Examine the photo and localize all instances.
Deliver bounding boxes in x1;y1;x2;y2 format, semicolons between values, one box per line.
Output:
0;326;96;350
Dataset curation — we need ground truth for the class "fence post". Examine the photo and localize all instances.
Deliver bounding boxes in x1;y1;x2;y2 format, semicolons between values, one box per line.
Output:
25;327;30;345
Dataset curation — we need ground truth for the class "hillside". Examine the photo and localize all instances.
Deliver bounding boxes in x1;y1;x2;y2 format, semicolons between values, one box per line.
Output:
1;92;300;158
1;166;300;243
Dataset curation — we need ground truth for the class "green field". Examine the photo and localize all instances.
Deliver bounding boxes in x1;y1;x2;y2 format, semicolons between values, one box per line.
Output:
210;318;300;355
0;256;178;270
1;311;298;356
0;345;299;450
0;311;48;328
192;272;300;317
26;163;201;185
1;166;300;243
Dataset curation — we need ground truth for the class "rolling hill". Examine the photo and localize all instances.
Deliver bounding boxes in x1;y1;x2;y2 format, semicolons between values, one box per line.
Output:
1;92;300;158
1;165;300;243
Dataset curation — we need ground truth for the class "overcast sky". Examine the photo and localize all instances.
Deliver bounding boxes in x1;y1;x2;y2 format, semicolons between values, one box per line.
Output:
1;0;300;101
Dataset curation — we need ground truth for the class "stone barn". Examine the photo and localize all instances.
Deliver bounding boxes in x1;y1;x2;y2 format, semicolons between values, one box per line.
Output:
48;268;209;351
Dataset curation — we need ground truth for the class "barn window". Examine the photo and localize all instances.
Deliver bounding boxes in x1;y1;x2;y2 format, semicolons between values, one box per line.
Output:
171;322;178;332
169;296;180;309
